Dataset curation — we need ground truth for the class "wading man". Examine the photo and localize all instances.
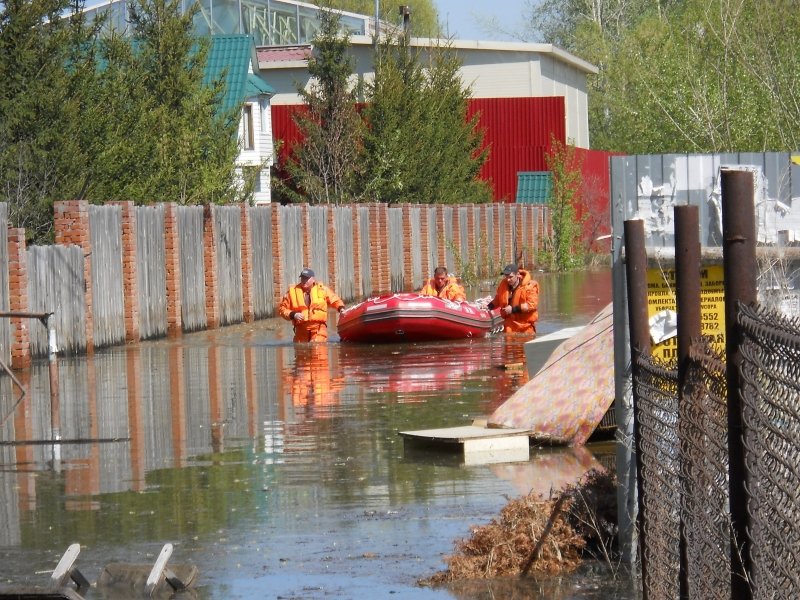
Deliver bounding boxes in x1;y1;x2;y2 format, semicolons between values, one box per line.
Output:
487;264;539;334
279;268;345;343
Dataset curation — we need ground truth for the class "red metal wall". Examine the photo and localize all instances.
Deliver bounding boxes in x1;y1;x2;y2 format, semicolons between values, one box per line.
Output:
272;98;616;210
466;97;566;202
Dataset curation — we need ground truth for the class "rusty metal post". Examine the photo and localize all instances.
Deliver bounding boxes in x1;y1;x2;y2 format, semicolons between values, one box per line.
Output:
674;204;701;600
720;168;757;600
623;218;650;598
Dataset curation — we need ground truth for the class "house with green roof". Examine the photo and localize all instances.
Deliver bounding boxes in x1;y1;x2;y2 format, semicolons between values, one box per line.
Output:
206;35;275;204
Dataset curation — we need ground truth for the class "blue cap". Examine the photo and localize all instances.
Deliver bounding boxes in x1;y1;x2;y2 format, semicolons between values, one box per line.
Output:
502;264;518;275
299;268;315;279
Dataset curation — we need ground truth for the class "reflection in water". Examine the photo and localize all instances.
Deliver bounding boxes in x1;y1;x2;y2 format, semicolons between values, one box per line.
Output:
0;270;627;599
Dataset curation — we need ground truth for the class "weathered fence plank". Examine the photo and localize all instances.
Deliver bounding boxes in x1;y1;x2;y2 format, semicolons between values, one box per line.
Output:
137;205;167;340
280;205;305;290
332;207;356;302
177;206;206;332
89;205;125;348
26;245;86;356
308;206;329;285
214;205;243;326
250;205;275;319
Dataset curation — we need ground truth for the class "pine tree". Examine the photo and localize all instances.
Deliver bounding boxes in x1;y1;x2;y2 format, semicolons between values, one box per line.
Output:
360;34;490;204
0;0;100;242
86;0;240;204
279;6;364;205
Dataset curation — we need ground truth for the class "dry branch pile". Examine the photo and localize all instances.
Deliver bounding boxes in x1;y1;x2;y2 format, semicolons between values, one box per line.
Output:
422;469;616;585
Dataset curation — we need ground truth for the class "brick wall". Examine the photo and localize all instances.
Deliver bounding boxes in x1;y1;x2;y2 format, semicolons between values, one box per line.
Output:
112;201;140;342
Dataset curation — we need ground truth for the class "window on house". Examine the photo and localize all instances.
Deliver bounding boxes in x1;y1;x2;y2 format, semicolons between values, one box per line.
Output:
243;104;255;150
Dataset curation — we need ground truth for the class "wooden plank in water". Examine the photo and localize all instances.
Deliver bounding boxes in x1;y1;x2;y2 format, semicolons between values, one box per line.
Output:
399;425;531;465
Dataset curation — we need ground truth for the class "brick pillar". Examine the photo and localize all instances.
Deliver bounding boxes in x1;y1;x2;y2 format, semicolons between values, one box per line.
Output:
505;203;516;264
326;208;337;294
240;204;255;322
111;201;140;342
451;206;463;274
126;347;145;491
436;205;447;269
54;200;93;352
169;345;187;466
13;370;35;509
351;204;363;298
7;229;30;369
466;204;476;264
493;203;503;266
203;205;220;328
208;346;224;453
419;207;431;281
401;204;414;291
164;203;182;335
271;205;285;311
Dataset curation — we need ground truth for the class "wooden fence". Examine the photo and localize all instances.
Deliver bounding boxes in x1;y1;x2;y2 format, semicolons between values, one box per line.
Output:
0;200;550;366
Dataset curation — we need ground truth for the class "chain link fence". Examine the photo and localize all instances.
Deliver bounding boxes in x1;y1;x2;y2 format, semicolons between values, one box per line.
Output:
632;302;800;599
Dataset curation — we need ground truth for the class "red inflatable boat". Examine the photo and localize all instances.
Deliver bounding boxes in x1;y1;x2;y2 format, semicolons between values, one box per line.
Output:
337;293;503;343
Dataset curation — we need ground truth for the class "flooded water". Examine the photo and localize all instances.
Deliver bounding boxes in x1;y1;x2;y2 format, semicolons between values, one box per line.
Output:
0;270;638;599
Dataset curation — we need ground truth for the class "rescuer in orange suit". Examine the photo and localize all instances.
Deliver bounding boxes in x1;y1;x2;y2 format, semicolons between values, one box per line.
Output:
419;266;466;302
279;267;345;343
487;263;539;335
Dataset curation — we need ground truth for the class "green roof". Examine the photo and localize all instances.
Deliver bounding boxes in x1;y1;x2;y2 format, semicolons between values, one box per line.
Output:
516;171;552;204
204;35;274;114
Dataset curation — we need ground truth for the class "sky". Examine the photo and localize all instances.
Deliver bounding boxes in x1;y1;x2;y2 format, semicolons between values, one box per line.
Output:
433;0;530;42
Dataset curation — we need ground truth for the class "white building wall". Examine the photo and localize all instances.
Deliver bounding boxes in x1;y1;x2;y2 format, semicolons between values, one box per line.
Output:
235;60;274;204
260;36;597;148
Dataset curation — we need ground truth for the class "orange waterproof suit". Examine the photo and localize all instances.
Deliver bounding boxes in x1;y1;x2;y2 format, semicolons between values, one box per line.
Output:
489;268;539;334
419;277;466;302
279;282;344;342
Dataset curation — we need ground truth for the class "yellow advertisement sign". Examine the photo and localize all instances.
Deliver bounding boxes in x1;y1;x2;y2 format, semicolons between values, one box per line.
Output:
646;265;726;360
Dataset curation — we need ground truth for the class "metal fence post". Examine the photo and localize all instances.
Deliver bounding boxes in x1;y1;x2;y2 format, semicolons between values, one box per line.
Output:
674;204;701;599
720;168;757;600
623;218;650;598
